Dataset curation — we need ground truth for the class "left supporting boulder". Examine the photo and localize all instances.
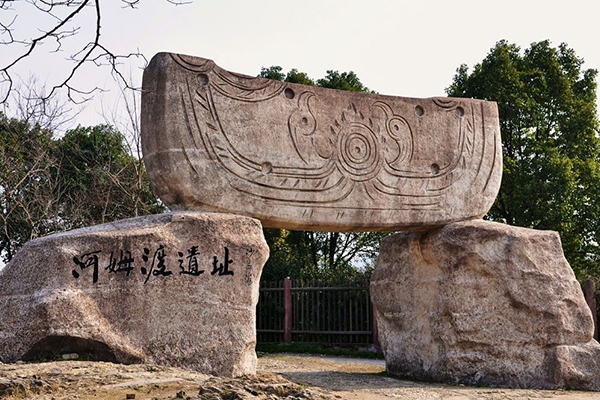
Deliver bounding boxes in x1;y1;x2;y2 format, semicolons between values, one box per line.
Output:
0;212;269;377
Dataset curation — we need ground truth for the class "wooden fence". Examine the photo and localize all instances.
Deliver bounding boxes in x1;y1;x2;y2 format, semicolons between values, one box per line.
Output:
256;278;378;345
258;278;600;346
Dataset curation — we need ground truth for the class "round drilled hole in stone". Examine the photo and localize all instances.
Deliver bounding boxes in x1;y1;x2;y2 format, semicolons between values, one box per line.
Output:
431;163;440;174
198;74;209;85
415;105;424;116
284;88;295;99
261;162;273;175
301;117;308;124
456;106;465;117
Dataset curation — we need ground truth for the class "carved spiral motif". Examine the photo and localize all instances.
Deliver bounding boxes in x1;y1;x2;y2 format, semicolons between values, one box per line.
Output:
337;123;382;182
386;116;413;165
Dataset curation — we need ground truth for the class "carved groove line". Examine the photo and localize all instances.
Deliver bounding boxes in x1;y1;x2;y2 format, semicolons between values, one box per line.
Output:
184;78;353;202
481;103;497;194
336;122;382;182
288;92;319;163
177;62;491;210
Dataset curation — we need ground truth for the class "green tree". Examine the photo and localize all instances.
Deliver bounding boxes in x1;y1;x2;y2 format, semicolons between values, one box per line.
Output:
258;67;387;282
446;40;600;280
259;66;315;86
56;124;164;230
317;70;372;93
0;113;60;261
0;117;164;264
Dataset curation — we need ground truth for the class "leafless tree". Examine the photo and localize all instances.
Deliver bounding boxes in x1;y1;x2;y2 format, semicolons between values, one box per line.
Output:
2;75;77;133
101;74;165;217
0;0;191;113
100;71;142;159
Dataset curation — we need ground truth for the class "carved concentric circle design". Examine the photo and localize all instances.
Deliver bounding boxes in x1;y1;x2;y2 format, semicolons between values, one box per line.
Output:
337;123;382;181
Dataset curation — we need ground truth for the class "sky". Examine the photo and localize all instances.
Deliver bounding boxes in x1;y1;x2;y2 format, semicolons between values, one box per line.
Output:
1;0;600;127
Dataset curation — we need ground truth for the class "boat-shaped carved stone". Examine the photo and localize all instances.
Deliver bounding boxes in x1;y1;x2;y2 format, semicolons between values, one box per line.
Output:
141;53;502;232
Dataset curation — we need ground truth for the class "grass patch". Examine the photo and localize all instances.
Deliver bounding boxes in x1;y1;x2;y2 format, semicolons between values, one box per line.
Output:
256;343;384;359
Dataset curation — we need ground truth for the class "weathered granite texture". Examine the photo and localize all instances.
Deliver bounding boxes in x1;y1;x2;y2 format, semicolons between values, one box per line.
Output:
371;220;600;390
141;53;502;232
0;212;268;377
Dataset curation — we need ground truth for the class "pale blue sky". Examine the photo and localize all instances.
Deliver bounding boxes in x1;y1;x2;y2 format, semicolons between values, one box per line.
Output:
2;0;599;126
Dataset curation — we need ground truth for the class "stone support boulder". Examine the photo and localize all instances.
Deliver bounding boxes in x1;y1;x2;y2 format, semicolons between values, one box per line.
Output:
371;220;600;390
0;212;268;377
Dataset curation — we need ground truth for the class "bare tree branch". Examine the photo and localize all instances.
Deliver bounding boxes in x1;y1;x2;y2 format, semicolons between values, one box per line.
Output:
0;0;191;108
1;0;91;103
0;14;18;45
6;76;77;132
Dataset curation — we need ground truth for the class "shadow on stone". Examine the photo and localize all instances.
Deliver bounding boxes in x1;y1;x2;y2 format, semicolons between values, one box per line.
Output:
21;335;119;362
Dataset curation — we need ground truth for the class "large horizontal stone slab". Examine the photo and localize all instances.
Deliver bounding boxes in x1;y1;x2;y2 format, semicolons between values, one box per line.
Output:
371;220;600;390
141;53;502;231
0;212;269;377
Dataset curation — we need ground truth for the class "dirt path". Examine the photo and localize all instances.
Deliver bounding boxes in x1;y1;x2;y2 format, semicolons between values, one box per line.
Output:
1;355;600;399
258;354;600;400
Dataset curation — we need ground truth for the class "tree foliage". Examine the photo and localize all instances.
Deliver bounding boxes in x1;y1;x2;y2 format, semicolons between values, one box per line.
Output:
259;66;315;86
56;124;163;228
0;113;57;261
317;70;372;93
446;40;600;280
258;67;387;282
0;114;163;263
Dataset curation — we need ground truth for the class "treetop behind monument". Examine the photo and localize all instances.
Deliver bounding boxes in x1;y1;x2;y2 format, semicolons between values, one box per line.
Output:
447;39;600;280
141;53;502;232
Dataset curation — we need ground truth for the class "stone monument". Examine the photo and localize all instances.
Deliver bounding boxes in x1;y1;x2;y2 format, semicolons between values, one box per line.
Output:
0;212;268;376
1;52;598;388
141;53;502;231
371;220;600;390
139;53;600;389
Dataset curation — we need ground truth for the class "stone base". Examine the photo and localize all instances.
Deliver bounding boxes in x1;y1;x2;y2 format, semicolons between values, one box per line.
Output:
371;220;600;390
0;212;269;377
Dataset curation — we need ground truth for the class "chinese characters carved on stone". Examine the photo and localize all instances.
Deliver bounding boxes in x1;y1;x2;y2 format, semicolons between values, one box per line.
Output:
71;245;236;284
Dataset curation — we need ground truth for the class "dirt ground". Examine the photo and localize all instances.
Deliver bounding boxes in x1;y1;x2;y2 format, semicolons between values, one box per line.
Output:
1;354;600;399
259;354;600;400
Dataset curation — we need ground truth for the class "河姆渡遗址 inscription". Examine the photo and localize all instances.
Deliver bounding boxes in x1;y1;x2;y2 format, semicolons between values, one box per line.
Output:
71;245;240;284
141;53;502;231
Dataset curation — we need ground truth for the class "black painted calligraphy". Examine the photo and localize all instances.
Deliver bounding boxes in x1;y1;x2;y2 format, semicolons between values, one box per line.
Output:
72;250;102;283
105;250;135;276
211;246;234;276
141;245;173;284
70;244;243;284
178;245;204;276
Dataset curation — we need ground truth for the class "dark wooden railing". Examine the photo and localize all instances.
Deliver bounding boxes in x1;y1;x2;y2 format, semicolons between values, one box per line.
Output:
259;278;600;346
256;278;378;345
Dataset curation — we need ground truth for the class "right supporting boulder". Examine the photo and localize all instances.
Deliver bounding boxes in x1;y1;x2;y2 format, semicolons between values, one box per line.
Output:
371;220;600;390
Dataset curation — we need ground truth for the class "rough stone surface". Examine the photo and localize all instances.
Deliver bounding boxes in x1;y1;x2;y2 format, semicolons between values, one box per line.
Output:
0;212;269;377
141;52;502;232
371;220;600;390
